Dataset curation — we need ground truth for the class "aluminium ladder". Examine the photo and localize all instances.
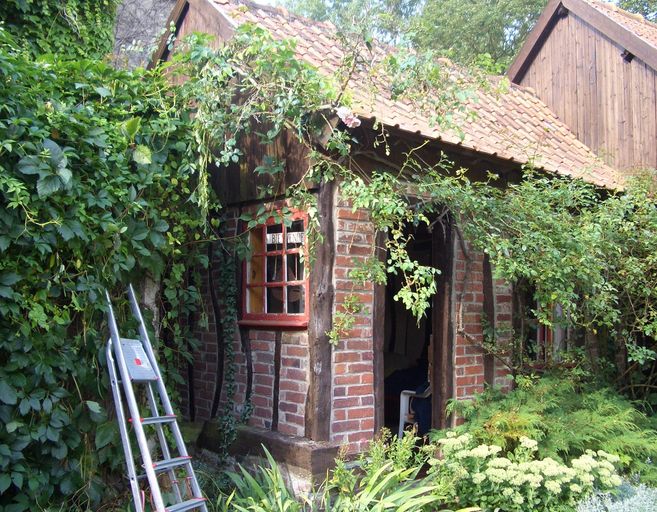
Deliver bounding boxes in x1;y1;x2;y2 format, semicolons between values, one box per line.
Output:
105;285;208;512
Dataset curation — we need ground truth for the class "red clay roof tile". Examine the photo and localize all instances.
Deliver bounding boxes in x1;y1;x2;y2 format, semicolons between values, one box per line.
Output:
209;0;623;189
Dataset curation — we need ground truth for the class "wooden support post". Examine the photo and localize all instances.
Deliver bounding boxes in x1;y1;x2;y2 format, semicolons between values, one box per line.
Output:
372;231;387;433
432;218;454;429
482;255;496;386
305;180;336;441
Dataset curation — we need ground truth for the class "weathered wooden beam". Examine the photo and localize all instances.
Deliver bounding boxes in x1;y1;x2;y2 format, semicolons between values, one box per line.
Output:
372;231;387;433
305;180;336;441
432;217;454;429
482;254;496;386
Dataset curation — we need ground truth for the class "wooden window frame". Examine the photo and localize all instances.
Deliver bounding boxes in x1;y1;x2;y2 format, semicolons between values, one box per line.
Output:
239;211;310;328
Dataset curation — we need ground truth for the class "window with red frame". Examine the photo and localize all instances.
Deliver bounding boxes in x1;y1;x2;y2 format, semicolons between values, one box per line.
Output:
241;213;309;327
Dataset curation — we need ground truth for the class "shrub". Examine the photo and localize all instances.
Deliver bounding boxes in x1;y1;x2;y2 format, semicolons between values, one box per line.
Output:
322;430;446;511
429;432;622;512
441;374;657;483
577;482;657;512
0;26;203;510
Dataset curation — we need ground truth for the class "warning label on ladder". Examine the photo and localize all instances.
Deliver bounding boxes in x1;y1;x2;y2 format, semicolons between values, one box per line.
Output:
120;338;158;381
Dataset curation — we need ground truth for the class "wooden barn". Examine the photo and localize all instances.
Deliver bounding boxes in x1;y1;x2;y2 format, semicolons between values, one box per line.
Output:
509;0;657;172
153;0;622;484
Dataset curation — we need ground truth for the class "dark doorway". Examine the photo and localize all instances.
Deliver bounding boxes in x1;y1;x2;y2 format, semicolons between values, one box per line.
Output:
374;217;453;437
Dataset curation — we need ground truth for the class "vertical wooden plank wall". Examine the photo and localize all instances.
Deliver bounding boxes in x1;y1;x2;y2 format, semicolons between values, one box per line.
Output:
517;12;657;171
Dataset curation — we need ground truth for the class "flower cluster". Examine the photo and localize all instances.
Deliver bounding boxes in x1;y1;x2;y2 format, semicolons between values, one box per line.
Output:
430;434;623;512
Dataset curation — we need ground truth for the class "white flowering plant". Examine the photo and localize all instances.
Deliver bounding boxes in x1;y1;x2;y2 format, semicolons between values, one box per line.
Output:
428;432;623;512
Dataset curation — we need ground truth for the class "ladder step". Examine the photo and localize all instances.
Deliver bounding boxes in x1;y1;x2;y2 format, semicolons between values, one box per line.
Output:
129;414;177;426
151;456;193;473
165;497;207;512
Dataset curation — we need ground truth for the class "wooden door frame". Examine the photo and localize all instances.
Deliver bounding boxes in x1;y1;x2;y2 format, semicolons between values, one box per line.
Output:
431;218;454;430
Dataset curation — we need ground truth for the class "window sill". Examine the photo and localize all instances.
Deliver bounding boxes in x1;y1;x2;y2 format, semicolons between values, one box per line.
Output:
238;318;309;330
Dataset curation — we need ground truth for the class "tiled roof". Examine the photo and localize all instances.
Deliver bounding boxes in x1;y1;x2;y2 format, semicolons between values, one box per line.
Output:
584;0;657;50
209;0;623;189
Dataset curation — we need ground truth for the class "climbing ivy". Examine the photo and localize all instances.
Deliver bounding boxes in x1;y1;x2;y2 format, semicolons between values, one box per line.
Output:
0;27;213;510
0;0;120;59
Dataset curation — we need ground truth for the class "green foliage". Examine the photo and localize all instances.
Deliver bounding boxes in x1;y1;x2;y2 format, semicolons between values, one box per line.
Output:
430;431;622;511
0;27;208;510
618;0;657;22
578;482;657;512
281;0;422;44
441;375;657;484
213;435;447;511
0;0;120;59
223;449;302;512
174;25;339;221
412;0;548;68
283;0;548;68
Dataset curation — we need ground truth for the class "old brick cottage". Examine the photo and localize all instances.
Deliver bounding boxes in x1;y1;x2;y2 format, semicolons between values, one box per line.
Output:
153;0;623;480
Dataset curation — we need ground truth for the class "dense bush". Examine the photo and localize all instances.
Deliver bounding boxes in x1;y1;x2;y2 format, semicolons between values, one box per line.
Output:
578;482;657;512
441;374;657;484
203;431;626;512
0;27;205;510
430;432;622;511
0;0;120;59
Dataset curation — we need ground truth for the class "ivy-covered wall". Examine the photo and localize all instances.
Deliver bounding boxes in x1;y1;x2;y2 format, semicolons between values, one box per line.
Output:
0;0;120;59
0;27;207;510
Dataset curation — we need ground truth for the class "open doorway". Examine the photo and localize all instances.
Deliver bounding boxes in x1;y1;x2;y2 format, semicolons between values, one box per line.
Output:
375;217;453;436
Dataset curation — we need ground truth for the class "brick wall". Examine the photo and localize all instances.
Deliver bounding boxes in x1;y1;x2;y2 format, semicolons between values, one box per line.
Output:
331;199;376;453
182;196;514;453
452;236;513;402
277;332;309;436
453;239;487;400
182;204;310;437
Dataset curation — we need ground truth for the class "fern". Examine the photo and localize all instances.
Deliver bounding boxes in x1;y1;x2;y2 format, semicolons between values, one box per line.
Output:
434;374;657;484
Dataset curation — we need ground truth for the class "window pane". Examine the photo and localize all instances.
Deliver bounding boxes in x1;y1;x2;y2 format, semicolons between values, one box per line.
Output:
287;286;305;314
266;287;284;313
287;253;304;281
266;224;283;251
248;256;264;285
248;287;264;314
250;228;264;255
266;255;284;282
287;220;305;249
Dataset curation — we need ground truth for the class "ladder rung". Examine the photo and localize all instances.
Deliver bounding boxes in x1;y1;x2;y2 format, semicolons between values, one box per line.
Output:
129;414;177;426
151;456;192;473
165;498;207;512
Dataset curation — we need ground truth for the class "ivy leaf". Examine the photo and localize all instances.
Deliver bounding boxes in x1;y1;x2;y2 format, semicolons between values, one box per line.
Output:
0;273;20;286
17;156;43;176
94;86;111;98
12;471;23;490
5;421;21;433
133;145;152;165
0;474;10;494
36;175;63;198
51;443;68;460
153;219;169;232
95;422;115;449
18;399;30;416
85;400;102;414
121;117;141;140
57;167;72;186
0;381;18;405
57;223;74;241
0;236;9;251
